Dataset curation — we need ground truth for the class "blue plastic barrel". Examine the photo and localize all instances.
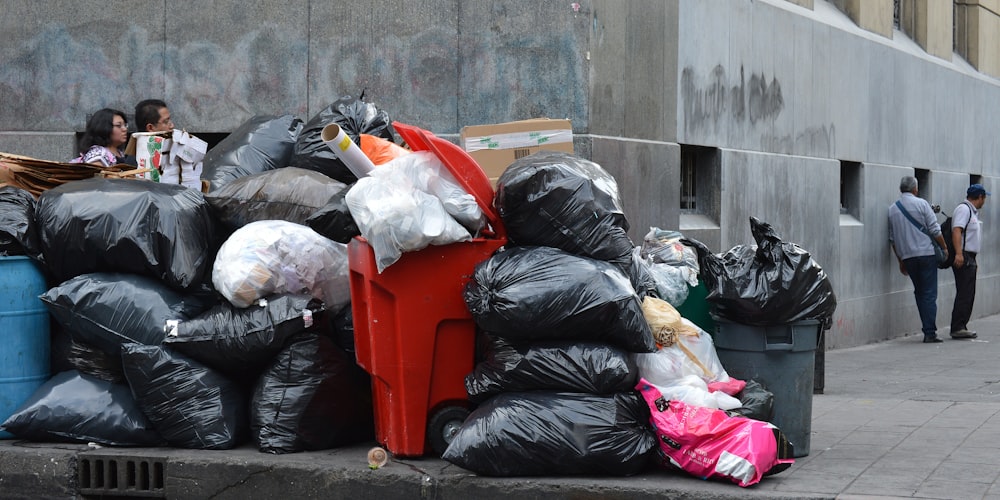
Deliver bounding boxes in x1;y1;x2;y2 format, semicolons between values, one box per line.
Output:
0;255;51;438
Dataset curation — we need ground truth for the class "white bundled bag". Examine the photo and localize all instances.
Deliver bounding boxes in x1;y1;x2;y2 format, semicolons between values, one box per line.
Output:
212;220;350;309
346;151;484;273
634;296;740;410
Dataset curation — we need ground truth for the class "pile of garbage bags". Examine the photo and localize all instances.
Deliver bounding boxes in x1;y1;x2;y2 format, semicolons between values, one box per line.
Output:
0;96;834;487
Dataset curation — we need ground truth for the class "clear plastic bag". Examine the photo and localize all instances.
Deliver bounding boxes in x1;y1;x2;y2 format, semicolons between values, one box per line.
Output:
212;220;350;310
345;151;482;273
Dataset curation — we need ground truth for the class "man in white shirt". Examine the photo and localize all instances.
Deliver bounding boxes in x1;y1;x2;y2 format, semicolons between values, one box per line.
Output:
949;183;989;339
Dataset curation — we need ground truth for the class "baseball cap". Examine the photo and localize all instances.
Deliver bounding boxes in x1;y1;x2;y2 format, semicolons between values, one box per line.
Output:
968;184;991;197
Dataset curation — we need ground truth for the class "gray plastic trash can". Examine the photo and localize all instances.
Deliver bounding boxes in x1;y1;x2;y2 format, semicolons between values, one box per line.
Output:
711;317;820;457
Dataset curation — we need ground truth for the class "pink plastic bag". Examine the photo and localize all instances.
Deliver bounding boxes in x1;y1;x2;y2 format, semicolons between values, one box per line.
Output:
636;378;793;487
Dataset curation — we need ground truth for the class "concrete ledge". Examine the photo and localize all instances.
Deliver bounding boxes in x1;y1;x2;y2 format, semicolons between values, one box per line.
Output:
0;132;76;162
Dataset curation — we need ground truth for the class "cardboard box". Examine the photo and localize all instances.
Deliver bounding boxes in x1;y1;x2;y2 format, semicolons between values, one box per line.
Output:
459;118;573;183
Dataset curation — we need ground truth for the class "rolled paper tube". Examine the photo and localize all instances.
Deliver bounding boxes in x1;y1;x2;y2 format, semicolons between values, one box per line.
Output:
321;123;377;178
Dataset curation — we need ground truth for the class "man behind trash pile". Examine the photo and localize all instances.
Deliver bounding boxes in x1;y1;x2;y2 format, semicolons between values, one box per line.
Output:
888;175;950;343
949;183;990;340
134;99;174;133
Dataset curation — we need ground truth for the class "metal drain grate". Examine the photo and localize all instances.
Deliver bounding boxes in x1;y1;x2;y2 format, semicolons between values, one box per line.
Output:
78;455;166;498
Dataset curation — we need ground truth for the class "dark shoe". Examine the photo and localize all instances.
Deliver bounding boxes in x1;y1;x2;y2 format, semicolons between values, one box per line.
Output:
950;329;978;339
923;336;943;343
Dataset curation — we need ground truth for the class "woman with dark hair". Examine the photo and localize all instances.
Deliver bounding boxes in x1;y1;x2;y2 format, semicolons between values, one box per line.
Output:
72;108;131;166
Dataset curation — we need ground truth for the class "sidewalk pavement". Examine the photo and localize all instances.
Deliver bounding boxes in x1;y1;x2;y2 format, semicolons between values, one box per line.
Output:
2;316;1000;499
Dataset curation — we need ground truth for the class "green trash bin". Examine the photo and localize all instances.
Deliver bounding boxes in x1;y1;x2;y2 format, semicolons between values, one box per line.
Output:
675;281;715;333
711;317;820;457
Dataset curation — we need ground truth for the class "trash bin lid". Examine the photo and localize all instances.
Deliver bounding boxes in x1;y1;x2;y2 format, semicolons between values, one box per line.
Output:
393;121;506;240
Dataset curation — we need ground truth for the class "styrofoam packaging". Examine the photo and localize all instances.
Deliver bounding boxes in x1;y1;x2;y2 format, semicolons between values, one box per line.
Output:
321;123;376;178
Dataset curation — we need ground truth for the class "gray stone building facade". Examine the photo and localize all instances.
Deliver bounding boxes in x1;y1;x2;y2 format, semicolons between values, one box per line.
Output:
1;0;998;349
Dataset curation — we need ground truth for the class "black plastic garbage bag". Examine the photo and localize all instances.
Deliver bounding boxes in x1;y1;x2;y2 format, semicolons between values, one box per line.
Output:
466;335;638;403
34;178;220;291
728;379;775;422
0;370;165;446
464;246;656;353
251;333;374;454
441;391;655;477
290;95;395;184
688;217;837;326
162;293;325;376
0;185;41;259
495;151;634;269
121;344;248;450
205;167;348;230
202;114;304;193
41;273;212;361
304;186;361;244
67;339;126;384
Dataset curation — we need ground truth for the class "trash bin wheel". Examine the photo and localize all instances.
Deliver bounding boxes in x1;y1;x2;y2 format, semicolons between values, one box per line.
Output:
427;406;470;456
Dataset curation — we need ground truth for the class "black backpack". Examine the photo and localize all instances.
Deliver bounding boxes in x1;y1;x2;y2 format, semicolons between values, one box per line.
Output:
938;202;971;269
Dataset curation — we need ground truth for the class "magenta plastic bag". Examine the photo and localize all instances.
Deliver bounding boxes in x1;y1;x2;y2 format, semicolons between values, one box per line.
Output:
688;217;837;327
636;378;793;487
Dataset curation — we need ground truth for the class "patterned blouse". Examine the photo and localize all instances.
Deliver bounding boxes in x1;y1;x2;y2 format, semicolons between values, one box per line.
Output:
71;145;123;167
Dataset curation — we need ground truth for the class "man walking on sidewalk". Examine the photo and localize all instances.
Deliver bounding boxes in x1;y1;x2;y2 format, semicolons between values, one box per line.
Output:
888;176;950;343
949;184;989;339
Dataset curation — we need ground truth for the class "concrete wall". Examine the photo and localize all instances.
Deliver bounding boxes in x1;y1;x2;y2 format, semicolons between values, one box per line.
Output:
2;0;1000;349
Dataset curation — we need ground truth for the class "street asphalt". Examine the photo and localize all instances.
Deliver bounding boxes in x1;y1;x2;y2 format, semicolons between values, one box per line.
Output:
1;314;999;499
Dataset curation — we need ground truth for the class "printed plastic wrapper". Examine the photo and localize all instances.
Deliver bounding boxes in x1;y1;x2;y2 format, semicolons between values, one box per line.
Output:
495;151;634;268
121;344;248;450
202;114;304;192
251;333;374;454
212;220;350;310
465;335;637;403
442;391;656;476
0;370;164;447
345;151;483;273
640;228;700;286
34;178;220;291
637;379;794;487
205;167;349;230
162;293;325;376
464;246;656;353
688;217;837;326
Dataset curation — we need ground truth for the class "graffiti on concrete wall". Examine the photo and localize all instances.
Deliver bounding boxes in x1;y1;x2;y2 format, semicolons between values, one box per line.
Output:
680;64;835;155
0;23;307;132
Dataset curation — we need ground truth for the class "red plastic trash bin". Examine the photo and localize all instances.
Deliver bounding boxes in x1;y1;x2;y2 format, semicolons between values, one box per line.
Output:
349;122;507;457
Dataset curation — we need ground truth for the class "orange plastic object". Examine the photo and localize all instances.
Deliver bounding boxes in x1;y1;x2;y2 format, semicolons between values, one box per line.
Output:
349;122;507;457
359;134;411;165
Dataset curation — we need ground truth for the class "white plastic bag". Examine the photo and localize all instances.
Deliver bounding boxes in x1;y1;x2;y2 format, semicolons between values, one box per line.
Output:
346;151;481;272
212;220;350;310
